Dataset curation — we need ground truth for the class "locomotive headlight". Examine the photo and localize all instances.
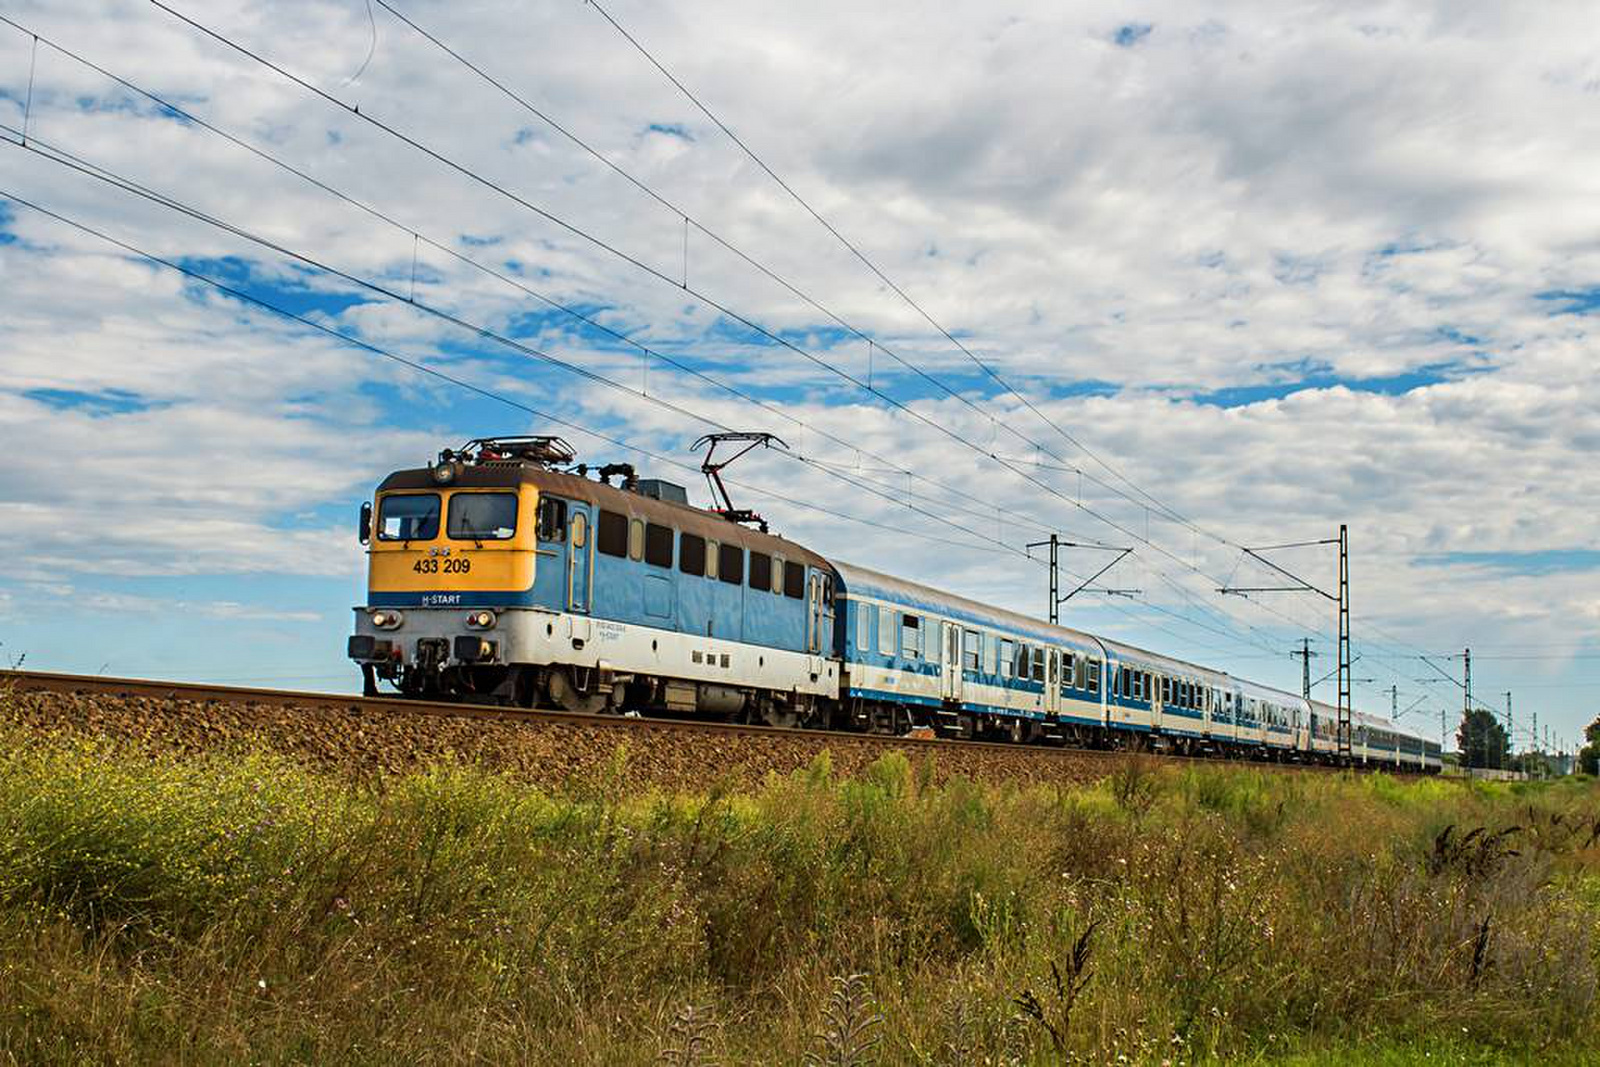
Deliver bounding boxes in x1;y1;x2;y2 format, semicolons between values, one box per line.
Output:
431;461;458;485
371;609;405;630
465;610;496;630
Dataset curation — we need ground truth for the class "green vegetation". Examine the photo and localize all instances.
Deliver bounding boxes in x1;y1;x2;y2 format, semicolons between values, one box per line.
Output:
0;730;1596;1064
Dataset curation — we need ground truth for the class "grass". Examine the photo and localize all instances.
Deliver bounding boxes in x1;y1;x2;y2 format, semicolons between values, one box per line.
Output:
0;722;1595;1064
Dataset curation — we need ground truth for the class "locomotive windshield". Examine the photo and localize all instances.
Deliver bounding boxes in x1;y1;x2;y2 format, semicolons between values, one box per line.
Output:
448;492;518;540
377;493;440;541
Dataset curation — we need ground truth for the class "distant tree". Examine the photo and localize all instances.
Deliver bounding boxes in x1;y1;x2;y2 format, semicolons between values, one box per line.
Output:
1457;708;1510;770
1580;715;1600;776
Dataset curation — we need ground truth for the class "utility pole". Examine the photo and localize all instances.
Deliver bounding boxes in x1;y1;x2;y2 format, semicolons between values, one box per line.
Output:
1026;534;1135;624
1219;525;1349;756
1504;691;1513;763
1440;707;1447;755
1532;710;1540;777
1462;648;1476;766
1337;524;1350;757
1389;685;1399;720
1290;639;1317;702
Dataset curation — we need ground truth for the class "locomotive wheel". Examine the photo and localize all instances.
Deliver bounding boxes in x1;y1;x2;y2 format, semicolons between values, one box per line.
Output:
1007;718;1027;744
545;667;608;715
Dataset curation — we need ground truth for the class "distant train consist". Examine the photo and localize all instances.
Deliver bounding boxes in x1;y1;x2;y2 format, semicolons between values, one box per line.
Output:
347;437;1441;772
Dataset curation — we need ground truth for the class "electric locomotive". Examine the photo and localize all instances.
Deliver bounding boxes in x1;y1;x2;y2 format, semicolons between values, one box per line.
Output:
347;436;838;721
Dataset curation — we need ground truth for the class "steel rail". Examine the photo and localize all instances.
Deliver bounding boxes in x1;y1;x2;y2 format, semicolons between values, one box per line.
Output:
0;670;1428;776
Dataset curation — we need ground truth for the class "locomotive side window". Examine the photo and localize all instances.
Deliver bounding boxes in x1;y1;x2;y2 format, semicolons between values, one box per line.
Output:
644;522;674;568
628;518;645;561
536;497;567;542
748;551;772;591
377;493;440;540
783;560;805;599
597;510;628;557
719;543;743;585
448;492;518;540
679;533;707;577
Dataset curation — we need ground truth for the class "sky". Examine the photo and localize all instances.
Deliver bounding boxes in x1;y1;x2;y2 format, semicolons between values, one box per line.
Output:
1;0;1596;752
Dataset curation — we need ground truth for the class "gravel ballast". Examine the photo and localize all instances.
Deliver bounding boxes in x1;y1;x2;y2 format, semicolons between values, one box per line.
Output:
2;685;1122;792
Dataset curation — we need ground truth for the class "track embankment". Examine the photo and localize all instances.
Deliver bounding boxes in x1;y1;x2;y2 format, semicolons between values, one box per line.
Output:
1;671;1126;791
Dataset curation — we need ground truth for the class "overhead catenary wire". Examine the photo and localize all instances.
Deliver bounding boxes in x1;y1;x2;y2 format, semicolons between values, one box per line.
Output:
11;10;1475;689
0;16;1305;668
375;0;1214;533
581;0;1233;543
0;183;1275;666
357;0;1320;651
140;1;1319;635
574;0;1488;686
1;131;1049;563
0;187;1010;557
61;4;1332;663
0;12;1095;553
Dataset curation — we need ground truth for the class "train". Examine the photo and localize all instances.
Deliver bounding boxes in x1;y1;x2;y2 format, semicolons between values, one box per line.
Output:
346;436;1442;772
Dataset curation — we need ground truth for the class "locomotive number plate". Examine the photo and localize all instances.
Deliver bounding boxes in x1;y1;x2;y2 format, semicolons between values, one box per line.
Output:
413;557;471;574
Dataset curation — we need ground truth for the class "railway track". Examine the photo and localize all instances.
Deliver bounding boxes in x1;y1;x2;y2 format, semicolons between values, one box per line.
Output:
0;669;1425;783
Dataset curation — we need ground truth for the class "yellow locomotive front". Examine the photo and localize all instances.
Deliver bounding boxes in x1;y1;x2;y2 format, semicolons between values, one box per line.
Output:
347;436;576;700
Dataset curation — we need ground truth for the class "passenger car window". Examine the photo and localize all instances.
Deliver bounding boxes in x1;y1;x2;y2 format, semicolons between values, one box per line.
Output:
377;493;439;541
447;492;517;540
878;606;894;656
900;614;921;659
856;602;872;652
963;630;981;672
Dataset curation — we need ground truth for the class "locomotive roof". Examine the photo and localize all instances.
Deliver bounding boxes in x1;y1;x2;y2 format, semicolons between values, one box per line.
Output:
376;462;831;569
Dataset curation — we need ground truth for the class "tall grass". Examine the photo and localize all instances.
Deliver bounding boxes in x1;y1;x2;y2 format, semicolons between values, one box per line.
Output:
0;725;1595;1063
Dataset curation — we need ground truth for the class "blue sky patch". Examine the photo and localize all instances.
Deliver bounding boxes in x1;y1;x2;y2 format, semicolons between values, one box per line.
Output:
1536;287;1600;315
174;256;374;318
1417;549;1600;576
1113;23;1153;47
23;388;164;417
1190;360;1474;407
